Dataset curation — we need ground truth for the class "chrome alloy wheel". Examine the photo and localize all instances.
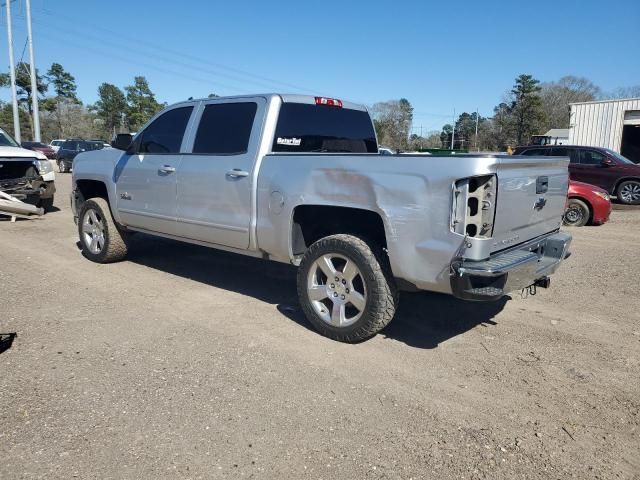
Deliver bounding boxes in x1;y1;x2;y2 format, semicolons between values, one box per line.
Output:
306;254;367;327
82;208;106;254
620;182;640;203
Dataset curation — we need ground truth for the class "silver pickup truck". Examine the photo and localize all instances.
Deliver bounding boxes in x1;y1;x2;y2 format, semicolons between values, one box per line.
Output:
71;94;571;342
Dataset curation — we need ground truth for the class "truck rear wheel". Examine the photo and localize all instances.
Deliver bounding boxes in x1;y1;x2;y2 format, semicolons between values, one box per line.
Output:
78;197;128;263
297;234;398;342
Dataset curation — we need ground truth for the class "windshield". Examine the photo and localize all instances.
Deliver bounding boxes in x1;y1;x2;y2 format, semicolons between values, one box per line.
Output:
605;148;635;164
0;128;20;148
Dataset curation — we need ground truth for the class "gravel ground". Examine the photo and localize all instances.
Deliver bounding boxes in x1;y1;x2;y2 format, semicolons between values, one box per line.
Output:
1;173;639;479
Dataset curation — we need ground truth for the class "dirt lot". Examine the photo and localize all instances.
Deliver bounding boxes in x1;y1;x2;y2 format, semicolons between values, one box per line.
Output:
1;173;639;479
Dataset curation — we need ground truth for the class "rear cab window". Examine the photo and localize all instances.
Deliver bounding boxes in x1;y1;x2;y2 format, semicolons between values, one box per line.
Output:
272;102;377;153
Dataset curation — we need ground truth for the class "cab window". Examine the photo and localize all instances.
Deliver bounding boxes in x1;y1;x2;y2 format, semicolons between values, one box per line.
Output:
137;106;193;154
193;102;257;155
272;103;377;153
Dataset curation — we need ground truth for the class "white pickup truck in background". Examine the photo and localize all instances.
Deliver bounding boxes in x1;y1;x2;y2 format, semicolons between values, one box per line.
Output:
71;94;571;342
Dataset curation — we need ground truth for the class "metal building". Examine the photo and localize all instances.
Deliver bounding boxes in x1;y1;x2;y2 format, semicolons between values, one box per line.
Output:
569;98;640;163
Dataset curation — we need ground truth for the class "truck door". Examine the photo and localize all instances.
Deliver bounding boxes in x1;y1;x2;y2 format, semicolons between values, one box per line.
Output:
115;105;194;235
176;98;265;249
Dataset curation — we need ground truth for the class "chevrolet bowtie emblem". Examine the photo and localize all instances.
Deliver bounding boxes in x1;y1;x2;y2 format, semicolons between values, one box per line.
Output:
533;197;547;211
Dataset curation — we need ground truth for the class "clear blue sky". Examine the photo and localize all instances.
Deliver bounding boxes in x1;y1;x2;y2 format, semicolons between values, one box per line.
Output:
1;0;638;133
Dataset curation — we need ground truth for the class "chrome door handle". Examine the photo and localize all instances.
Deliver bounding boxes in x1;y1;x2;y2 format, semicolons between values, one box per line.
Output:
226;169;249;179
158;165;176;174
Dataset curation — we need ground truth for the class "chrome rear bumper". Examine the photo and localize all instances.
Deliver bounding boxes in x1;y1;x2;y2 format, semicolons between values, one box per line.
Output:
450;231;572;301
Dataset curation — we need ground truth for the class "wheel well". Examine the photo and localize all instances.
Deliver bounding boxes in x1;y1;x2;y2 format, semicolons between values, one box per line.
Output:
291;205;387;256
613;177;640;194
75;180;108;210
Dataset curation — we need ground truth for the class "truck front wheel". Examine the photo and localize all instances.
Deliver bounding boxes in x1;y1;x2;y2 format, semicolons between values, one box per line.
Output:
297;234;398;342
78;197;128;263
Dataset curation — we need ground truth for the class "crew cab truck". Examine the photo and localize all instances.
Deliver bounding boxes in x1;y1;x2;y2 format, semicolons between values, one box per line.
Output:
71;94;572;342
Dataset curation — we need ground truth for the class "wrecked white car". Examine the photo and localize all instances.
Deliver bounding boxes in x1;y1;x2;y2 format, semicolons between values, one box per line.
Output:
0;128;56;216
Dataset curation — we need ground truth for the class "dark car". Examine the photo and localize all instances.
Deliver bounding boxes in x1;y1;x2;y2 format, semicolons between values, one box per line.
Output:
21;141;56;159
513;145;640;205
56;140;104;173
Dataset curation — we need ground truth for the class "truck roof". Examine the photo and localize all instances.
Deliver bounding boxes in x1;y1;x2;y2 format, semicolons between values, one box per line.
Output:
169;94;369;112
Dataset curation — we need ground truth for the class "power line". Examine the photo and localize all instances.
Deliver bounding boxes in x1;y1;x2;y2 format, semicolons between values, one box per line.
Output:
33;30;249;95
30;5;315;94
14;11;314;96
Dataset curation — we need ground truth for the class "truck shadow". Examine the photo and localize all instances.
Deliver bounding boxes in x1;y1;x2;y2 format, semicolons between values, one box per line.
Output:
125;234;507;349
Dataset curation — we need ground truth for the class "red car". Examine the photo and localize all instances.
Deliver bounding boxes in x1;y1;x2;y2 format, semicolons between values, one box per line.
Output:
21;141;57;159
564;180;612;227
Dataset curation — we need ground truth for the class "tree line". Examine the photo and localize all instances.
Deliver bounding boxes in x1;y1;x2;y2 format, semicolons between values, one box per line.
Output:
0;62;165;141
372;74;640;152
1;63;638;149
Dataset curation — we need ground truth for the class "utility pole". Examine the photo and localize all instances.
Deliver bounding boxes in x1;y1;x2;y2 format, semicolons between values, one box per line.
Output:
474;107;479;151
450;108;455;150
4;0;20;142
25;0;40;141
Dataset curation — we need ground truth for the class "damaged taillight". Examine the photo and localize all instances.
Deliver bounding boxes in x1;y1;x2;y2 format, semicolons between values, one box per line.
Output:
451;175;497;238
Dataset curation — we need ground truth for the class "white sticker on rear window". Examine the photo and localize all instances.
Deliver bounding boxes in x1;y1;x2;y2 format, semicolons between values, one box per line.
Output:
276;137;301;146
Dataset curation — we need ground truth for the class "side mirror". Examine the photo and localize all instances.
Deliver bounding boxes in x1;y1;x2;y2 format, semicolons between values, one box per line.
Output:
112;133;133;151
601;158;615;167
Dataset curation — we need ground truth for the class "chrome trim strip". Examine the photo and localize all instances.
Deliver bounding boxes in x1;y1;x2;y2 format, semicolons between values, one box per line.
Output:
176;217;249;233
118;208;176;221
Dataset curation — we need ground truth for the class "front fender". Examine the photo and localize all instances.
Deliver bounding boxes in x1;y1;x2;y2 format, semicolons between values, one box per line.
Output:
72;149;124;224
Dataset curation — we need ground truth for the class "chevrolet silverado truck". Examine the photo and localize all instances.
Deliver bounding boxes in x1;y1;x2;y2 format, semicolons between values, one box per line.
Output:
71;94;572;342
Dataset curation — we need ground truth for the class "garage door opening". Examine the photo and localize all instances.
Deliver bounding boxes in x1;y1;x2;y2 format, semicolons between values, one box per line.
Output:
621;110;640;164
621;125;640;164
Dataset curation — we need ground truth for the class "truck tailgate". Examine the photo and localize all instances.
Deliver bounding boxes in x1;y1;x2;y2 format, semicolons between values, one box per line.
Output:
491;155;569;252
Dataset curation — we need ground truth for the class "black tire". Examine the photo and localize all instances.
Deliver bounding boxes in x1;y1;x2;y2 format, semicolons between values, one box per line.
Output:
39;196;54;213
616;180;640;205
563;198;590;227
297;234;398;343
57;160;66;173
78;197;128;263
